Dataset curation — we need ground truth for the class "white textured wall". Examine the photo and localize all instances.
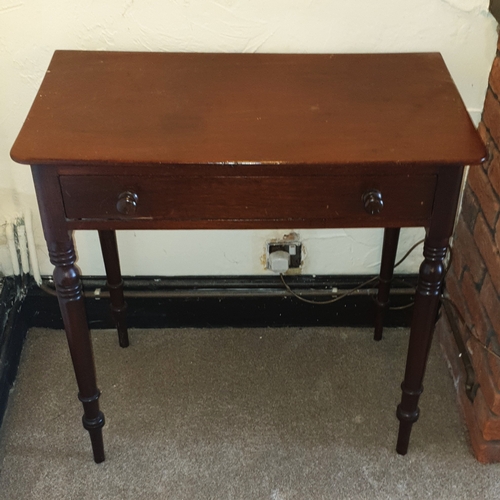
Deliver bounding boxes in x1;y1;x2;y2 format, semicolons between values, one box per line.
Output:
1;0;497;277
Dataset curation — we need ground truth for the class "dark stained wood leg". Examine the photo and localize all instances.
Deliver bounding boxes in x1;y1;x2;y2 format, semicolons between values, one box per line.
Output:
32;165;106;463
395;165;464;455
374;227;400;341
49;237;105;463
396;239;446;454
98;230;129;348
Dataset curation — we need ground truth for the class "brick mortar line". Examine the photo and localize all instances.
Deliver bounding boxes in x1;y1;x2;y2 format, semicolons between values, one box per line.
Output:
475;196;499;242
460;184;481;235
471;115;500;230
477;176;500;229
455;181;495;290
481;120;500;157
484;84;500;154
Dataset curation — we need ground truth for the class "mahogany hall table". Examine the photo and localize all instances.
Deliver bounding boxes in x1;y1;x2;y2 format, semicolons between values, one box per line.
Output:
11;51;486;463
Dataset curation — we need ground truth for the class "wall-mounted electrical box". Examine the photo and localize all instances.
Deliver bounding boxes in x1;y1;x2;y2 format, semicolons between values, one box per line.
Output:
266;233;302;273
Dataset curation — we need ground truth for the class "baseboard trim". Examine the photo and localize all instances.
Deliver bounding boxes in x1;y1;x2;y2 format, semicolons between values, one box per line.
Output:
31;274;417;329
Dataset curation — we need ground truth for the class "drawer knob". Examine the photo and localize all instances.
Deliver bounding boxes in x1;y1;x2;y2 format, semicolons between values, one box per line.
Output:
116;191;138;215
363;189;384;215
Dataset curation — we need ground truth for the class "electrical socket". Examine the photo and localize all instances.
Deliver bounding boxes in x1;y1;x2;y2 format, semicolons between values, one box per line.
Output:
267;240;302;269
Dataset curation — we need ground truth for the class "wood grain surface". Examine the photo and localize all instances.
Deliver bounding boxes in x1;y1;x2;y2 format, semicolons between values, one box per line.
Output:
11;51;486;167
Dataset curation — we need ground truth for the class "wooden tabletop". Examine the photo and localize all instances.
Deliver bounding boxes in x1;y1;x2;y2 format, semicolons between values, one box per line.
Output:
11;51;486;167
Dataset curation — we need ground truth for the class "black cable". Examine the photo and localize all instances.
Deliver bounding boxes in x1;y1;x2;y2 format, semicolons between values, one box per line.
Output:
281;238;425;306
280;274;379;305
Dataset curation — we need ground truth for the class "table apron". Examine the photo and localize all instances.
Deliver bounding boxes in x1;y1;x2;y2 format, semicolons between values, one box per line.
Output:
59;173;437;229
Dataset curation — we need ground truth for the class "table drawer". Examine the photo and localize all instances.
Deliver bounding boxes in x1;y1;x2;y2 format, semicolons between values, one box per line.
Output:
60;174;437;223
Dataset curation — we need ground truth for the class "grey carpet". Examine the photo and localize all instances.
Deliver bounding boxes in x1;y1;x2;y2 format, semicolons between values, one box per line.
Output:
0;327;499;499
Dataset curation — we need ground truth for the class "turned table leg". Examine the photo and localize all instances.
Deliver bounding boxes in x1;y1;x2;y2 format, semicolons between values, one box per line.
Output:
98;230;129;348
49;237;105;463
396;239;446;454
395;165;463;455
374;227;400;341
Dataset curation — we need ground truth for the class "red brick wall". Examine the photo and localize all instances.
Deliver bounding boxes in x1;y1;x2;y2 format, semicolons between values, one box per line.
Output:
436;41;500;463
